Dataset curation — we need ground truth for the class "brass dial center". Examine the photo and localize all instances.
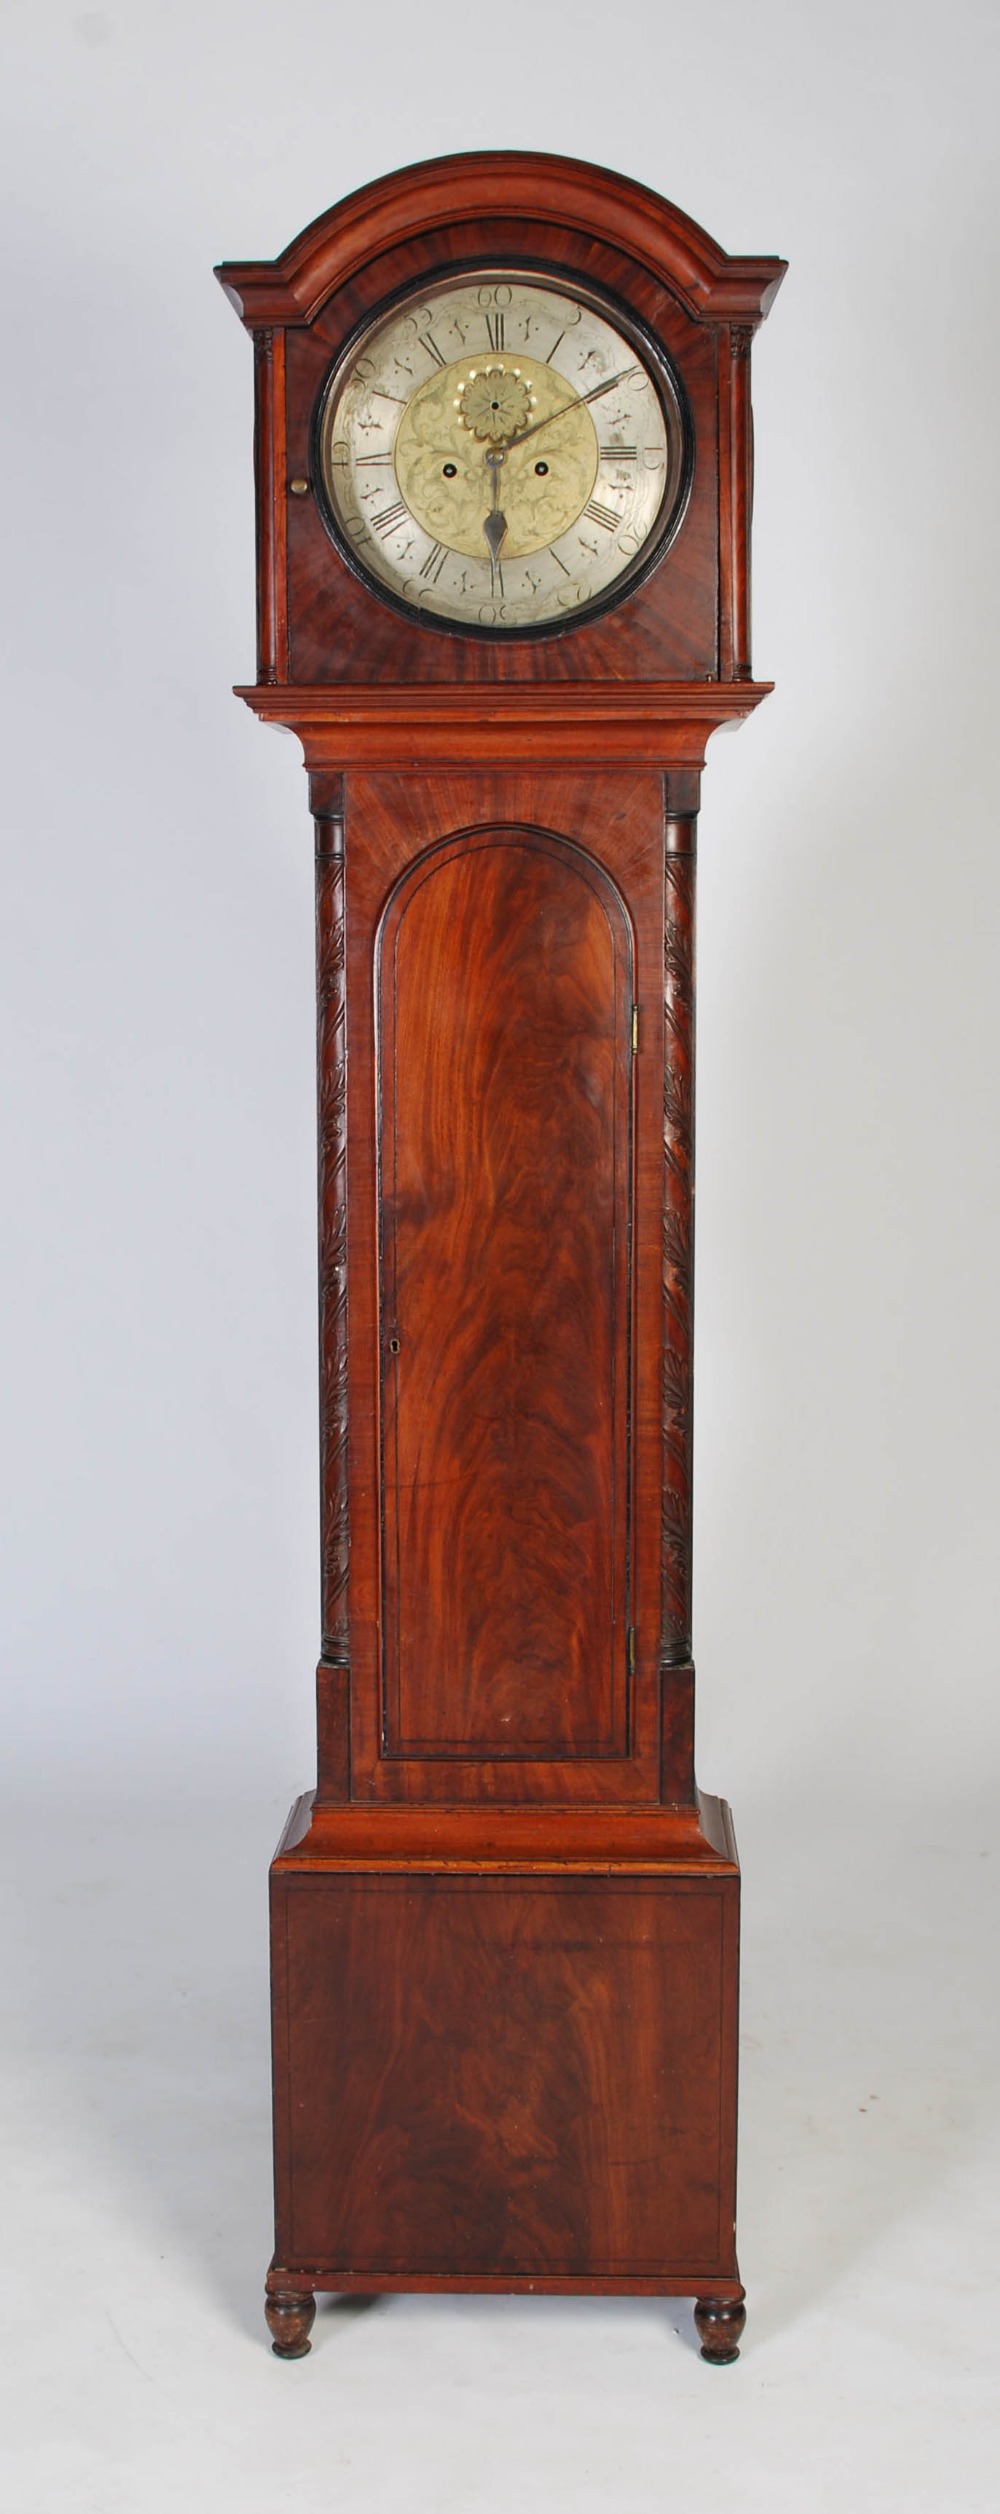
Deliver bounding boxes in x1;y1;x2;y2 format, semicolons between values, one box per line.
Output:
393;352;599;561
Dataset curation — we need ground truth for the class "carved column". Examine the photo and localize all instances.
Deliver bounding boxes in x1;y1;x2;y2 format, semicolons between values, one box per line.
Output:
312;773;350;1802
660;778;697;1802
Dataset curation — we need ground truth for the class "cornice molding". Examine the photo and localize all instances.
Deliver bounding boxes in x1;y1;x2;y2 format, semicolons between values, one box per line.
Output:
217;151;786;332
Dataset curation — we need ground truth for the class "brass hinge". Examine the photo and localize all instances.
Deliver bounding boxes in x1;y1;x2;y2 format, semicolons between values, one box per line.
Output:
631;1004;639;1054
627;1625;637;1673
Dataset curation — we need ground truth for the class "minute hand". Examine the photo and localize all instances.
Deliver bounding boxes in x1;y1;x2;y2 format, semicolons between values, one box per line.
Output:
503;365;640;453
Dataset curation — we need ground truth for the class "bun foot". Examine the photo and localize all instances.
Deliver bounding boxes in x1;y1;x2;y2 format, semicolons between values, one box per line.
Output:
265;2286;316;2357
694;2294;746;2364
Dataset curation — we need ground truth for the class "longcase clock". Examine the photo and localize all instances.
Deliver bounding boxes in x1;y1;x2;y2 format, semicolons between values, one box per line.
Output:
216;152;785;2367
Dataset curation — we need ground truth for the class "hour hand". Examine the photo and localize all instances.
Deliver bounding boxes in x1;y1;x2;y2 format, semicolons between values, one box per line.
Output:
483;448;508;585
483;506;508;566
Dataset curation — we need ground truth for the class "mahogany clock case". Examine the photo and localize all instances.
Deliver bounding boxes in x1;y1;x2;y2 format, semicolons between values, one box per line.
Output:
217;152;784;2367
218;150;785;693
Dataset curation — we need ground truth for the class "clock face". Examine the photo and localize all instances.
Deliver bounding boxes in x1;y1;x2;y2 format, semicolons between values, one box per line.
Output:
314;271;689;634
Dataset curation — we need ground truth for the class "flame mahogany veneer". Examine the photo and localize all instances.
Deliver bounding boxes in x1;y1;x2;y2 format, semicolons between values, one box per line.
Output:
218;151;784;2369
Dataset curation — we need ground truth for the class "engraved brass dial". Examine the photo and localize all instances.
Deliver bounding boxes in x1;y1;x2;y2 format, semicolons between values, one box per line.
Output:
393;352;599;560
315;272;688;633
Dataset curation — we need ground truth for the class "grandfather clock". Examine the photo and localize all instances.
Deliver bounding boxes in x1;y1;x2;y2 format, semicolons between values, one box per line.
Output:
217;153;784;2367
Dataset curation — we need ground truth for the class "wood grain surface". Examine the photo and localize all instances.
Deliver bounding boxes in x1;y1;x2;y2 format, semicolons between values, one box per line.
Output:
339;770;666;1807
272;1872;739;2282
378;828;631;1760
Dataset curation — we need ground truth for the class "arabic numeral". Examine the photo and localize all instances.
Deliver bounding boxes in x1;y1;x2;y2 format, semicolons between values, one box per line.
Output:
617;524;645;556
546;304;583;362
401;310;443;365
401;311;445;368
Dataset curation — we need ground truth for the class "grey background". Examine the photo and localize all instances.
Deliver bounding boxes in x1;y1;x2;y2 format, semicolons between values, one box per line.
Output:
2;0;998;1809
1;5;997;2509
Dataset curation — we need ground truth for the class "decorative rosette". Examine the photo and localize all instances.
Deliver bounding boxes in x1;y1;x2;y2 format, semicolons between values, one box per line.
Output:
455;365;534;443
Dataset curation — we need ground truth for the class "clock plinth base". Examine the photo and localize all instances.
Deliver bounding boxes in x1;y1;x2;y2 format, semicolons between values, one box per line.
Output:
267;1793;742;2352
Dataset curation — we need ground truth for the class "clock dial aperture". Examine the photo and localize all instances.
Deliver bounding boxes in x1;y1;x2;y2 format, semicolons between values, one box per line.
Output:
316;273;687;631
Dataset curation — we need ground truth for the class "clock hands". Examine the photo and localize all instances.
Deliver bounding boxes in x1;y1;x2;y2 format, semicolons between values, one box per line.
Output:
501;364;641;454
475;366;640;573
482;448;508;589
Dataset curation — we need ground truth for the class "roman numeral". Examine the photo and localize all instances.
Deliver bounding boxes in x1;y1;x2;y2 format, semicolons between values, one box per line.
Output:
484;311;505;352
583;499;621;531
372;502;407;538
546;330;566;364
419;541;447;583
356;452;394;465
600;444;637;461
419;332;445;367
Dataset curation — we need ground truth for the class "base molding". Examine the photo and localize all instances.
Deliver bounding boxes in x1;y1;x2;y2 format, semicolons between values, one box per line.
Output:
273;1786;738;1874
268;2260;745;2302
